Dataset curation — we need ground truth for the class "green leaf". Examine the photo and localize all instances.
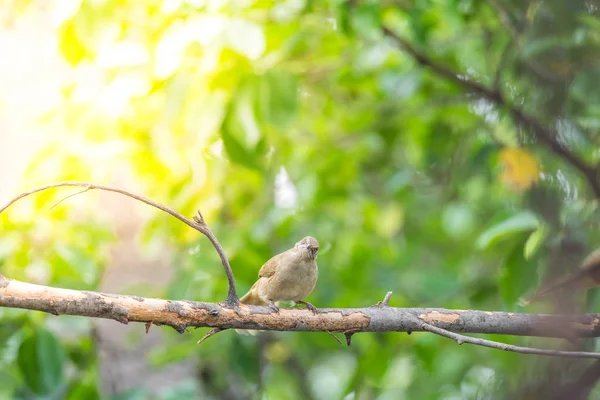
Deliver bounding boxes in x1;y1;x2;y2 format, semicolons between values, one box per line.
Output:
524;224;548;260
499;244;538;306
442;202;475;238
224;78;262;149
220;128;263;170
258;71;298;127
17;329;67;396
66;377;100;400
351;2;382;40
581;15;600;31
571;67;600;105
476;212;539;249
221;77;265;170
338;0;352;35
521;37;565;59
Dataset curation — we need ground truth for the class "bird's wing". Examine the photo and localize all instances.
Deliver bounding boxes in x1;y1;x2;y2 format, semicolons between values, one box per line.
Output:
258;251;288;278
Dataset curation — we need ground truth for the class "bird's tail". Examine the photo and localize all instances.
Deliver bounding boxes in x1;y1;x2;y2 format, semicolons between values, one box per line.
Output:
237;283;266;336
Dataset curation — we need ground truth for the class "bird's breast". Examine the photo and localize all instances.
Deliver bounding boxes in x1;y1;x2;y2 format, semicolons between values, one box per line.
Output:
263;258;318;302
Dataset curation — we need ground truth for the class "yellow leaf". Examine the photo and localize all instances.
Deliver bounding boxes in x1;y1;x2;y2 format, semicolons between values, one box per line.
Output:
58;19;86;65
499;148;540;192
264;341;290;363
376;203;404;238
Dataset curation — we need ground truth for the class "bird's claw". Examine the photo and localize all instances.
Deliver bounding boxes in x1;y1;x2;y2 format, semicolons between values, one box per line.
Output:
269;301;280;313
298;300;318;315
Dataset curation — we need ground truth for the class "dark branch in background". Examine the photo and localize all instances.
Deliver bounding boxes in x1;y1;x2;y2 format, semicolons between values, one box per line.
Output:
0;182;239;306
487;0;521;41
381;27;600;198
493;34;514;90
487;0;563;84
488;0;528;90
552;360;600;400
3;276;600;358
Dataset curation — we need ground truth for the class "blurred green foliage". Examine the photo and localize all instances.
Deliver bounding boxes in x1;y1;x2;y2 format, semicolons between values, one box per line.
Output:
2;0;600;398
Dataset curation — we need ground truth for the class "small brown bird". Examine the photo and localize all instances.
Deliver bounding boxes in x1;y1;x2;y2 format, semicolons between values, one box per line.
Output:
521;249;600;305
240;236;319;314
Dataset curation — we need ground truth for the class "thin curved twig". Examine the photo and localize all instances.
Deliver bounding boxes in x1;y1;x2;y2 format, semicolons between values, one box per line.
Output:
326;331;344;346
410;314;600;359
49;185;92;210
0;181;239;305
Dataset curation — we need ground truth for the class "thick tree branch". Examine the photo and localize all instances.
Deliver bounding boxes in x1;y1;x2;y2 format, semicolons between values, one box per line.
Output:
0;182;239;305
381;27;600;198
3;276;600;358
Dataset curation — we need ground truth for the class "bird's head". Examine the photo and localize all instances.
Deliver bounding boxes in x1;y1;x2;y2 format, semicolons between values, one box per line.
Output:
295;236;319;259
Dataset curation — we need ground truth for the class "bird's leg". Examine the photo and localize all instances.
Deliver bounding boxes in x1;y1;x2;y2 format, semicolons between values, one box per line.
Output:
268;301;280;313
297;300;318;315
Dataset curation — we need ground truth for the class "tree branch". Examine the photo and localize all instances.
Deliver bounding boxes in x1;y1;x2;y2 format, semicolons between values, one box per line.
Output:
0;182;239;306
381;27;600;198
3;276;600;358
410;314;600;360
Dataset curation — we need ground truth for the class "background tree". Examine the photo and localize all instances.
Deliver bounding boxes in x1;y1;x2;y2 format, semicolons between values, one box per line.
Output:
1;0;600;398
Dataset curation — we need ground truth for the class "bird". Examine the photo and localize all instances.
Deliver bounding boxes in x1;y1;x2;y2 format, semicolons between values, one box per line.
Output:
239;236;320;314
520;249;600;305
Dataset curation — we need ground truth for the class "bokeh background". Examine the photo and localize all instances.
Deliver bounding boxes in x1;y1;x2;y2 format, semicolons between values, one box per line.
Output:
2;0;600;399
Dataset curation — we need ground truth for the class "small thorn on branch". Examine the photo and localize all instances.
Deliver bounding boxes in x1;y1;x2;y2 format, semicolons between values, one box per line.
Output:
381;291;393;307
197;327;228;344
371;291;393;307
145;322;152;334
344;331;356;347
193;210;205;225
